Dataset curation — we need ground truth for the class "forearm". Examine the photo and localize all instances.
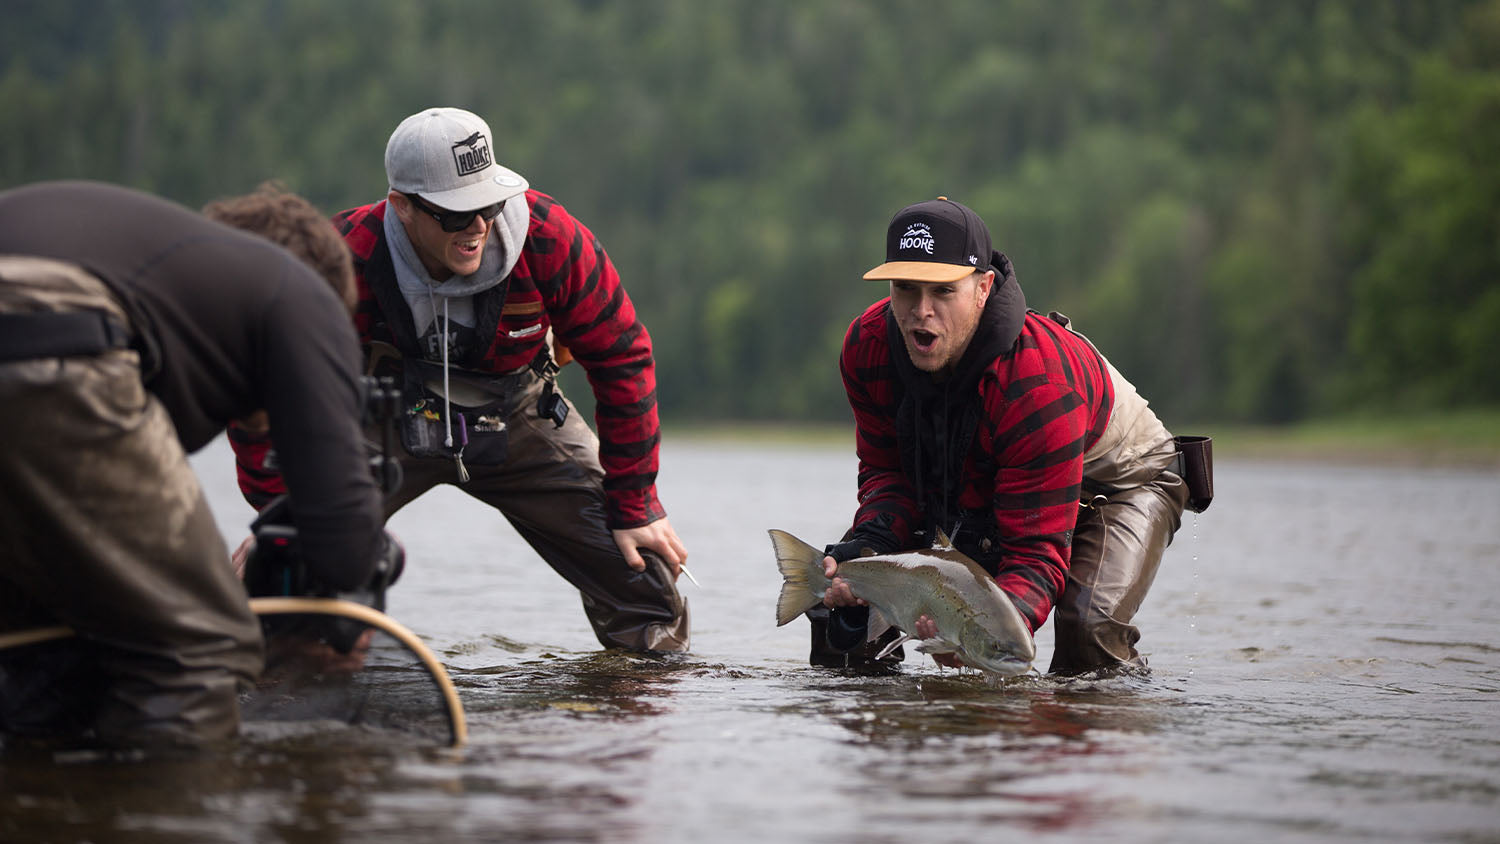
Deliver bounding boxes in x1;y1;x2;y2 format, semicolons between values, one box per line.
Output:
587;361;665;528
992;546;1068;633
986;382;1091;632
848;476;916;552
848;407;919;550
227;422;285;509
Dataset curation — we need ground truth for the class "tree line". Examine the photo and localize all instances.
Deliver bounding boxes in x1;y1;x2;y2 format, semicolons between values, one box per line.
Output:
3;0;1496;426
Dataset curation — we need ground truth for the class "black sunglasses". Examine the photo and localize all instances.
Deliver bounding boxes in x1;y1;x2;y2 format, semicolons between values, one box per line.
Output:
405;193;505;233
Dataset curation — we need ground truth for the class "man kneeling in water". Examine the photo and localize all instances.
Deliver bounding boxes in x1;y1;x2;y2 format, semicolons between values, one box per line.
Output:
815;197;1192;675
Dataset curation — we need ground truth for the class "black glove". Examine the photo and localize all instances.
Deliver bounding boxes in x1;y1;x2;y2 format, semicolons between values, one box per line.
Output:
823;535;892;564
304;534;398;654
342;531;404;614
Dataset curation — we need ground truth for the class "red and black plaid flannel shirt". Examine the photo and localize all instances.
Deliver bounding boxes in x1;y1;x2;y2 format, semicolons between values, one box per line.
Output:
839;300;1113;632
231;190;666;529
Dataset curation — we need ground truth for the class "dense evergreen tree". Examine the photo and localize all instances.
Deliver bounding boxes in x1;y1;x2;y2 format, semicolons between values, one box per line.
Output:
2;0;1494;424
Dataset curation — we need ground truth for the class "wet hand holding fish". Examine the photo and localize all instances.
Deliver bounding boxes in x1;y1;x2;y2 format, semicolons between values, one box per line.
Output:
770;530;1035;676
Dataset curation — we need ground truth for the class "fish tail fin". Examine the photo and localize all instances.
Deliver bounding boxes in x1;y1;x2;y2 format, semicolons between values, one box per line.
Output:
769;529;829;626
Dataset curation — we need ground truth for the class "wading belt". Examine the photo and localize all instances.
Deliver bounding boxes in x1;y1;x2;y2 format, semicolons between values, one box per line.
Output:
0;310;134;363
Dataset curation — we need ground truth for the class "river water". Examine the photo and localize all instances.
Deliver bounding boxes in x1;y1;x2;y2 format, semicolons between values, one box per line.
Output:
3;436;1498;843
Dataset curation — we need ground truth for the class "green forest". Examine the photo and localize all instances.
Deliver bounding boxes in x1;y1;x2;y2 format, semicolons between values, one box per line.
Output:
3;0;1497;430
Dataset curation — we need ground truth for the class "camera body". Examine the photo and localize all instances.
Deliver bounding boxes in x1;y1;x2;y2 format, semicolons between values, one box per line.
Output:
241;497;404;653
240;375;405;653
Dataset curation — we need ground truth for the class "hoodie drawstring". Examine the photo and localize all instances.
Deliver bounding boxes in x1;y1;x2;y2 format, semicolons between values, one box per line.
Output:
429;289;469;483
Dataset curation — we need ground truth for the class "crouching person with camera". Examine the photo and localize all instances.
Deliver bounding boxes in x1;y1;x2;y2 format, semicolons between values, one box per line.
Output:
0;181;387;747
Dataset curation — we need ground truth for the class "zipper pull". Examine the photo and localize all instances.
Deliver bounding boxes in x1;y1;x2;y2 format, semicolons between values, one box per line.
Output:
454;449;470;484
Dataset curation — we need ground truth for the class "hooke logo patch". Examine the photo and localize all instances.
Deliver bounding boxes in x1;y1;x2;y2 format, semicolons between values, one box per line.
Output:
898;223;935;255
451;131;493;177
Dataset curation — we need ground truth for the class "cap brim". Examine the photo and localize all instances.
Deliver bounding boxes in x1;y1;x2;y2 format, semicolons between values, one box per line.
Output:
418;165;529;211
862;261;976;282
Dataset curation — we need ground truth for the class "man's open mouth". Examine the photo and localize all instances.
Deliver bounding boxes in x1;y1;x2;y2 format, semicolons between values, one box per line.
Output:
911;329;937;350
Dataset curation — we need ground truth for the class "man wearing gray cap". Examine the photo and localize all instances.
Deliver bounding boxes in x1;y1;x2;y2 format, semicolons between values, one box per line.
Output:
229;107;689;652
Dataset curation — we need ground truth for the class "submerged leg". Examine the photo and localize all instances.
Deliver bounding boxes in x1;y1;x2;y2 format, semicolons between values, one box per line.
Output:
0;263;261;744
806;607;906;671
1050;471;1188;676
459;378;688;653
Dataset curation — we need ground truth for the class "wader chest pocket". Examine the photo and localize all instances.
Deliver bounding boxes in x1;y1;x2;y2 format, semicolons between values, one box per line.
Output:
401;401;509;466
398;357;516;469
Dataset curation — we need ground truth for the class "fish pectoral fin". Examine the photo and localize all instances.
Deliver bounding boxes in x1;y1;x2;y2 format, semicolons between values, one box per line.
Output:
913;638;960;656
931;526;956;550
873;632;912;661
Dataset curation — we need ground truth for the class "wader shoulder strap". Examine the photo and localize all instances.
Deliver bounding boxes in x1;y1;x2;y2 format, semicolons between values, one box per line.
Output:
0;311;133;362
469;275;513;369
362;232;423;359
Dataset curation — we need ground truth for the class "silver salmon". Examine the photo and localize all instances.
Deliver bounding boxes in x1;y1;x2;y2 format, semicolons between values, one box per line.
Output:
770;529;1035;676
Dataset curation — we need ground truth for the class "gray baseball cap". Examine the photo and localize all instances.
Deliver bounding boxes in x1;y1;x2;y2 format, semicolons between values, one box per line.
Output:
384;107;529;211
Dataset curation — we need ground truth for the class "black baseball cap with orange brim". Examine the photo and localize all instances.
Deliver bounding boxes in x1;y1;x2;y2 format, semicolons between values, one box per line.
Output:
863;197;994;283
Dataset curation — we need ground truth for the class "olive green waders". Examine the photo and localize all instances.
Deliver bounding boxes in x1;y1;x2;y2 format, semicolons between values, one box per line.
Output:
1051;343;1191;675
1050;455;1189;674
0;257;262;744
